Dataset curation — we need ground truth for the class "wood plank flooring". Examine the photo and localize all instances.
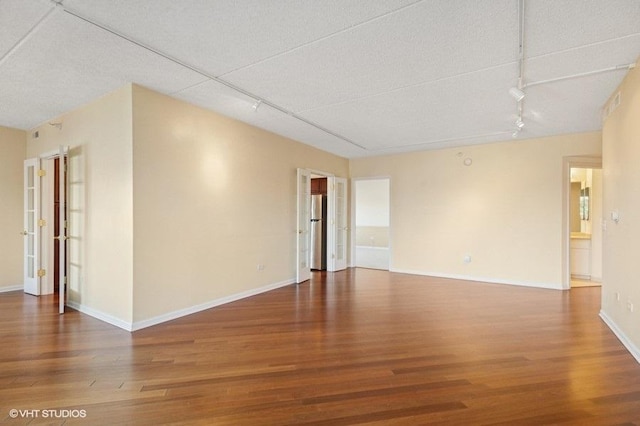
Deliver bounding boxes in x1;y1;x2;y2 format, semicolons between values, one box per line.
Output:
1;268;640;425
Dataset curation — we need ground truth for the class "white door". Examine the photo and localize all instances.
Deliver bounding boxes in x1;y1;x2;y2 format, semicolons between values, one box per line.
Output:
296;168;311;283
57;146;68;313
331;177;349;271
23;158;41;295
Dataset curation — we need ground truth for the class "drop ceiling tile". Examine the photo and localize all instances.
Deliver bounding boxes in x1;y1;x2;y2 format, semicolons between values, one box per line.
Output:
62;0;419;76
0;9;206;129
0;0;52;57
223;0;517;112
526;0;640;57
299;64;518;150
525;35;640;83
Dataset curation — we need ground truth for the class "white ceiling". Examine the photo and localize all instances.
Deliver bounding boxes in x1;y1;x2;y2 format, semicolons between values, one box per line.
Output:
1;0;639;158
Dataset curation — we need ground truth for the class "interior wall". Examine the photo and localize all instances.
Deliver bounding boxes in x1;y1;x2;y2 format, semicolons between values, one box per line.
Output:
26;85;134;325
351;132;602;288
0;126;27;290
601;58;640;358
131;85;349;323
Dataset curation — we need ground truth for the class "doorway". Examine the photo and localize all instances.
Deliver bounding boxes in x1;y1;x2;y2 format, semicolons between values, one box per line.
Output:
563;156;602;289
353;178;390;270
569;167;602;288
296;169;348;283
52;157;67;293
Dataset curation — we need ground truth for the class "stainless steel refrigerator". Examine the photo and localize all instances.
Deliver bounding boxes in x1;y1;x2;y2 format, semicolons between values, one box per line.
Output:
310;194;327;270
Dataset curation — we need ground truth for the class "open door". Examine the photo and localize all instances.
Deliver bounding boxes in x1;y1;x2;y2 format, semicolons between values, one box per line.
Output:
330;177;348;271
296;168;311;283
23;158;41;295
56;146;68;313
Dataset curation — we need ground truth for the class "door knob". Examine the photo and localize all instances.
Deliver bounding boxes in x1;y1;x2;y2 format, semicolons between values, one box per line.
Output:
21;230;27;236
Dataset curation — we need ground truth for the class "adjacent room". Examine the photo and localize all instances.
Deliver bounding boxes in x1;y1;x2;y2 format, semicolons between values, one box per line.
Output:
1;1;639;423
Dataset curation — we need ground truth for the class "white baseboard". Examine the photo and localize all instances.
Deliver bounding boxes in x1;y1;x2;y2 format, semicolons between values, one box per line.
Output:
599;310;640;364
390;268;562;290
66;300;133;331
0;285;23;293
66;278;296;332
130;278;295;331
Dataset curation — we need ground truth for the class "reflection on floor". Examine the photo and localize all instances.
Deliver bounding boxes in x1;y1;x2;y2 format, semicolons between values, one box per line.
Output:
571;278;601;288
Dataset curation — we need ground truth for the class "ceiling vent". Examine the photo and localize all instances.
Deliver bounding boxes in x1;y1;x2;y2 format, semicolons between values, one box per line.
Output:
610;91;622;112
603;91;622;122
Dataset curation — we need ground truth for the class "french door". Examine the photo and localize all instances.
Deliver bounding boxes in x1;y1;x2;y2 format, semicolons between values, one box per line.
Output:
23;147;68;313
296;168;311;283
331;177;348;272
23;158;41;295
56;146;68;313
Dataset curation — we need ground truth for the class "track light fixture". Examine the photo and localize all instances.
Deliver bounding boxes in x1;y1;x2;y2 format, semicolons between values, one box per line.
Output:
509;87;525;102
252;99;262;112
515;118;525;129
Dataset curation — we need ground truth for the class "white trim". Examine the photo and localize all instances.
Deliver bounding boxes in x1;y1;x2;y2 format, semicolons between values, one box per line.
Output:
0;285;24;293
39;146;69;159
67;278;296;332
131;278;295;331
390;268;562;290
599;310;640;364
66;300;133;331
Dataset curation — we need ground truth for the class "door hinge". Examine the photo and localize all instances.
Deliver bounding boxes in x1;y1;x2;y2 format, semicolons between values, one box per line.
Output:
38;219;46;227
38;169;46;177
37;269;46;277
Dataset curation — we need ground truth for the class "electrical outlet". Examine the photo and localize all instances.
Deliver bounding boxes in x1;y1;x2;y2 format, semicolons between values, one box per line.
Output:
463;255;472;264
257;264;265;271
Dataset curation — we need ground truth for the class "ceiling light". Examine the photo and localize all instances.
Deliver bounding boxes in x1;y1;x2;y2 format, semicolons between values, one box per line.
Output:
509;87;525;102
515;118;525;129
512;129;521;138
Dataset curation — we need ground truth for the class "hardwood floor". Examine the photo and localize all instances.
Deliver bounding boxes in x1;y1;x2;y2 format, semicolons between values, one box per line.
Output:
1;268;640;425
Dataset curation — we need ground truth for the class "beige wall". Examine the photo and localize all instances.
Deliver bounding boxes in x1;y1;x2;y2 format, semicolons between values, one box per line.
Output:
351;132;602;288
27;85;134;324
601;59;640;357
131;85;349;322
0;126;26;290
